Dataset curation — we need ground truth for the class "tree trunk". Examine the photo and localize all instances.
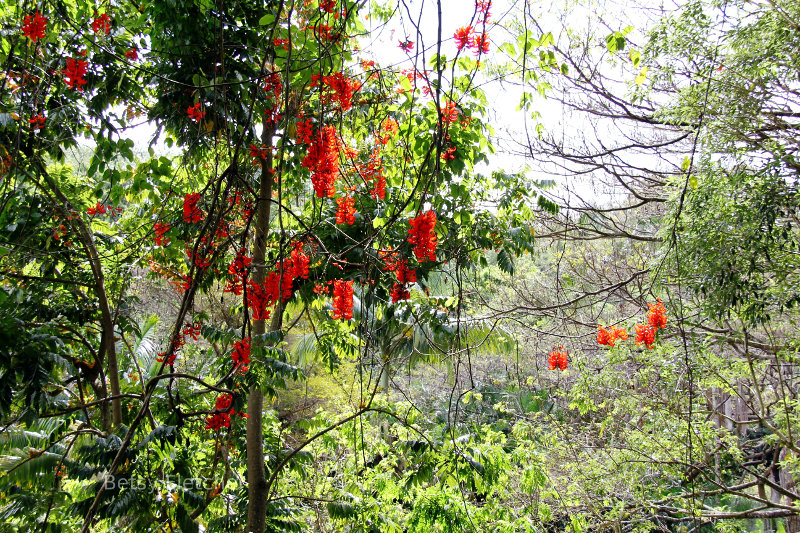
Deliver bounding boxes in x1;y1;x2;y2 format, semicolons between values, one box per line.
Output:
246;128;276;533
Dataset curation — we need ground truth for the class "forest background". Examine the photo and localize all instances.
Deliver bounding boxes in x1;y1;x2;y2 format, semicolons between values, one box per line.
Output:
1;0;799;532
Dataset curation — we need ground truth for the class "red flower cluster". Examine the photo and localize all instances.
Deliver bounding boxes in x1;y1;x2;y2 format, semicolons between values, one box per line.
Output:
291;242;310;279
399;40;414;52
440;102;458;126
64;58;88;90
154;222;171;246
125;48;138;61
87;203;107;216
91;13;111;35
311;71;361;111
453;26;490;57
187;103;205;122
231;338;251;373
377;118;399;145
647;299;668;329
331;279;354;320
597;325;628;347
635;323;656;349
249;144;269;165
263;72;283;101
454;26;472;50
386;259;416;303
634;299;668;349
302;125;340;198
408;210;437;262
246;246;310;319
225;248;252;295
319;0;336;12
548;346;568;371
22;11;48;43
296;118;313;144
183;193;203;223
29;114;46;129
336;195;356;225
205;394;245;431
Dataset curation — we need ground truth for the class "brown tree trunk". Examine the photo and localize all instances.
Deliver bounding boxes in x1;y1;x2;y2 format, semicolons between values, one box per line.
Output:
247;128;275;533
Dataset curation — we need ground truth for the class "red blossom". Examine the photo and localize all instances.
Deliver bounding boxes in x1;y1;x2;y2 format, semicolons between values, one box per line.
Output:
64;58;88;90
183;193;204;223
597;325;628;347
22;11;48;43
29;114;45;129
302;125;340;198
335;195;356;225
206;393;245;431
125;48;138;61
646;299;667;330
548;346;568;371
391;283;410;303
399;40;414;52
187;103;205;122
154;222;171;246
408;210;437;262
296;118;314;144
471;33;490;57
231;338;251;373
454;26;472;50
311;71;360;111
440;102;458;125
290;242;310;279
635;323;656;349
91;13;111;35
331;279;354;320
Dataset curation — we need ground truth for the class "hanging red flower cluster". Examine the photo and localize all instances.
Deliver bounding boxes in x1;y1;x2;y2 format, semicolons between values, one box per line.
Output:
634;299;668;349
187;103;205;122
331;279;354;320
597;325;628;347
635;323;657;349
302;125;340;197
647;299;667;329
440;101;458;126
22;11;48;42
205;393;245;431
387;259;416;303
290;242;310;279
125;48;138;61
335;195;356;225
156;322;200;365
224;248;252;295
263;72;283;101
246;244;310;319
296;118;314;144
548;346;568;370
311;71;361;111
408;210;437;262
91;13;111;34
154;222;171;246
64;58;88;90
231;338;251;373
183;192;204;223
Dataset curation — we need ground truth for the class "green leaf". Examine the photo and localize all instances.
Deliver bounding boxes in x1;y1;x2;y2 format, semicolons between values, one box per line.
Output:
259;14;275;26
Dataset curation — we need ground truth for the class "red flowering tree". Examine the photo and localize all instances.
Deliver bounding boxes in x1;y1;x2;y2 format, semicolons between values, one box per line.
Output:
0;1;535;532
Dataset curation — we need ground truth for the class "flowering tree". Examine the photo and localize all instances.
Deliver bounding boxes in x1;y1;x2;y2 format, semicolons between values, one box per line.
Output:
0;0;535;531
